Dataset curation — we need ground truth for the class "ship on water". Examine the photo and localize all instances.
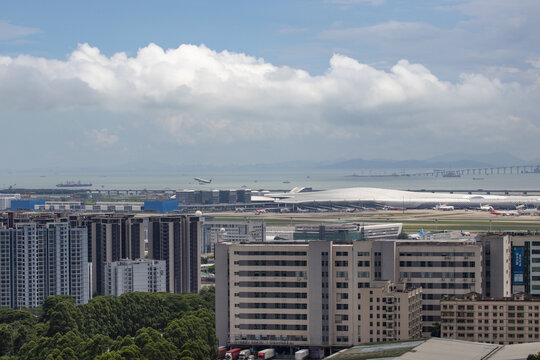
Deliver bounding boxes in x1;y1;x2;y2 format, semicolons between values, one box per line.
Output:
56;180;92;187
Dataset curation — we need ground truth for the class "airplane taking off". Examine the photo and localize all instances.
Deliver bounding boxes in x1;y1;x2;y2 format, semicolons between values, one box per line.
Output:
408;228;424;240
489;207;520;216
194;177;212;184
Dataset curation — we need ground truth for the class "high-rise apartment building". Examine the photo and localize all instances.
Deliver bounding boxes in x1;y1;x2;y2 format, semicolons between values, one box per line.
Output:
88;215;145;295
0;222;89;308
147;215;201;293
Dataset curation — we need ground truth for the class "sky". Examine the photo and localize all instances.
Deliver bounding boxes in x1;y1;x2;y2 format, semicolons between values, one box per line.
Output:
1;0;540;169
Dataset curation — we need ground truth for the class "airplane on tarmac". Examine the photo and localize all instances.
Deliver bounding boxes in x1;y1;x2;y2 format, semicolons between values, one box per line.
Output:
255;209;266;215
194;177;212;184
461;230;471;236
408;228;424;240
433;204;455;211
519;208;540;216
478;204;492;211
489;206;520;216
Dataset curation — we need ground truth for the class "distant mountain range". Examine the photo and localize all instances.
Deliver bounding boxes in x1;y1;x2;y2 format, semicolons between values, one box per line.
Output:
2;152;539;173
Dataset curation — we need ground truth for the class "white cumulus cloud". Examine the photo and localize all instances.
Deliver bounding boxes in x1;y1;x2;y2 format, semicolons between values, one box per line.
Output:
0;42;539;158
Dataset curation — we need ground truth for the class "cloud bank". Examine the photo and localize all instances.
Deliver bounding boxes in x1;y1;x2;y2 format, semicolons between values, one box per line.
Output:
1;43;539;159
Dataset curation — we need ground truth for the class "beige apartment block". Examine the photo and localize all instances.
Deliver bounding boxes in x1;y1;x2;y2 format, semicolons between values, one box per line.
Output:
394;241;484;334
441;293;540;344
215;241;423;354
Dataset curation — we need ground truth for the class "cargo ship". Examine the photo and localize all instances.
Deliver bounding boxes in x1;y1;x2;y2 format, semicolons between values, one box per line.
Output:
56;180;92;187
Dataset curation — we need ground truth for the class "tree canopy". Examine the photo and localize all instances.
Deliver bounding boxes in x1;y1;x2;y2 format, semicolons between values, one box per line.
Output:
0;287;217;360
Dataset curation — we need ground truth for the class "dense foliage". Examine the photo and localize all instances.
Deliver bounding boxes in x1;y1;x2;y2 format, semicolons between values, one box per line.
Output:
0;287;217;360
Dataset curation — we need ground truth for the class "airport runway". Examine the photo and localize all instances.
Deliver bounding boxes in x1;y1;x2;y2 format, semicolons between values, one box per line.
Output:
208;209;540;233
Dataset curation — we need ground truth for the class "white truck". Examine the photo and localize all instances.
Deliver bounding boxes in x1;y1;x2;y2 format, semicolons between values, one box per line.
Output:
295;349;309;360
239;349;251;360
257;348;275;360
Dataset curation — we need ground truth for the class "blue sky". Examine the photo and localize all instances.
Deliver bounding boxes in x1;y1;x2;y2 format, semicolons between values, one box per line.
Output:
1;0;540;169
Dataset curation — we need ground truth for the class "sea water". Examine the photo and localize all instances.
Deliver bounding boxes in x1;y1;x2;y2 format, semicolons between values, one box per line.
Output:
1;169;539;191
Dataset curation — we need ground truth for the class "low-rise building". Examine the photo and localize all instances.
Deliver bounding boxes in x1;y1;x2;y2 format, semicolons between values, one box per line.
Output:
358;281;423;343
202;219;265;253
104;259;166;296
441;293;540;344
0;194;21;211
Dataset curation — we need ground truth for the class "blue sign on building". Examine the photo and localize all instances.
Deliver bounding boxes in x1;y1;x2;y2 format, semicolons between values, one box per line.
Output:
513;246;525;285
143;200;179;213
10;199;46;211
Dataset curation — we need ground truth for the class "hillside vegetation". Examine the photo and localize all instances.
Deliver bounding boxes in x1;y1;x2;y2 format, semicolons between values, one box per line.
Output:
0;287;216;360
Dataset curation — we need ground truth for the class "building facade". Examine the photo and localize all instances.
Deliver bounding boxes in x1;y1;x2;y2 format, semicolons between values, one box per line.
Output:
393;240;484;334
441;293;540;344
215;241;423;355
88;215;145;295
202;219;266;253
104;259;166;296
0;194;21;211
0;222;89;308
147;215;201;293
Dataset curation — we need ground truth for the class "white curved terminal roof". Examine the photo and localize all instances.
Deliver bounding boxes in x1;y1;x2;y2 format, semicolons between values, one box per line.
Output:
273;187;540;209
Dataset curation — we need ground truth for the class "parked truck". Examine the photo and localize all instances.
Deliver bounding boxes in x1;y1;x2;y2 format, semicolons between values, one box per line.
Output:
295;349;309;360
238;349;251;360
218;346;227;359
225;348;242;360
257;348;275;360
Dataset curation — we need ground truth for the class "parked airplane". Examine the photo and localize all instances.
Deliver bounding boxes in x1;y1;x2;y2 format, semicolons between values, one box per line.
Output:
520;208;540;216
433;204;455;211
408;228;424;240
461;230;471;236
255;209;266;215
478;204;492;211
194;177;212;184
489;207;520;216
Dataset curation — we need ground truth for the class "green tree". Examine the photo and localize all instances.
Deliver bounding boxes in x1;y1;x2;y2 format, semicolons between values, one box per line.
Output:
80;334;113;360
0;324;13;356
47;301;82;336
135;328;179;360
